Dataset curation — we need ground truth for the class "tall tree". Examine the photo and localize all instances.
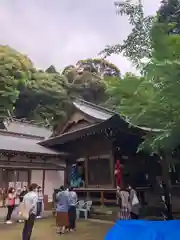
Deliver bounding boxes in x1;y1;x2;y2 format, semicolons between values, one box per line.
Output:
76;58;120;77
62;59;111;103
100;0;154;68
0;45;32;118
158;0;180;33
15;70;70;126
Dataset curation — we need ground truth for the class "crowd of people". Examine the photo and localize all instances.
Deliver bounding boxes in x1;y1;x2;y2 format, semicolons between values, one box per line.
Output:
4;183;44;240
5;185;43;224
3;179;140;239
4;184;78;239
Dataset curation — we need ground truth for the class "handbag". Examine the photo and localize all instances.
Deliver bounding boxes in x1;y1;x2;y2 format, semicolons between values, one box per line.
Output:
18;202;30;220
132;192;139;206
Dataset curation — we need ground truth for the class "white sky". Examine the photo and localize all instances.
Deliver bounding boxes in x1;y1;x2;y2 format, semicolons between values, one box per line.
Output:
0;0;161;74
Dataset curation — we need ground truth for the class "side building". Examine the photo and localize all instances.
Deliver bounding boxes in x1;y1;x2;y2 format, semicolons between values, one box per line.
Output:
0;118;66;207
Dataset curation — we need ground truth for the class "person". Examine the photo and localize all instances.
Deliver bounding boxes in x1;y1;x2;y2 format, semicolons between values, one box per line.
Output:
68;187;77;231
19;186;28;203
18;186;28;223
56;186;69;235
6;187;16;224
22;183;38;240
116;182;131;220
36;186;43;219
129;185;140;219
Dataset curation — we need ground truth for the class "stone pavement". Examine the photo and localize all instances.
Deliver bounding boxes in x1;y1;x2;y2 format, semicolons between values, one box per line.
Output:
0;207;53;223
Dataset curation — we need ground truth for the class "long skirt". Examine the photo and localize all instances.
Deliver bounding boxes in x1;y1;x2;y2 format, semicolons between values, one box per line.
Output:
56;212;69;227
119;206;130;220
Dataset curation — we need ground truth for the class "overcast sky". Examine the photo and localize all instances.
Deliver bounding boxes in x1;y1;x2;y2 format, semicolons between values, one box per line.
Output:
0;0;161;74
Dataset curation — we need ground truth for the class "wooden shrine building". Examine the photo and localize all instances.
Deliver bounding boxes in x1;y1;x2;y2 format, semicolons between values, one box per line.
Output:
40;99;162;204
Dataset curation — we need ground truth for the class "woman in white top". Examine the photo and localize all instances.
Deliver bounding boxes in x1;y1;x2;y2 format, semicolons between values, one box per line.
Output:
117;182;131;220
129;185;140;219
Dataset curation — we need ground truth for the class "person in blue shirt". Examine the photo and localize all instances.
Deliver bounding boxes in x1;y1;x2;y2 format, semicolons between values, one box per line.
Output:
68;187;78;231
56;186;69;235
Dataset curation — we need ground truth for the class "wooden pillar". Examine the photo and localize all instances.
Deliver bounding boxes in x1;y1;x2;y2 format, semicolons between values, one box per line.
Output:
109;151;115;188
100;190;104;206
84;157;90;200
28;170;31;186
84;157;88;188
42;170;45;194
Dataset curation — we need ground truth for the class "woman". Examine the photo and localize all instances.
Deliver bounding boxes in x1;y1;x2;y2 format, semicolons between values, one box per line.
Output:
36;186;43;219
56;186;69;235
68;187;77;231
117;183;131;220
22;183;38;240
6;187;16;224
19;186;28;203
129;185;140;219
18;186;28;223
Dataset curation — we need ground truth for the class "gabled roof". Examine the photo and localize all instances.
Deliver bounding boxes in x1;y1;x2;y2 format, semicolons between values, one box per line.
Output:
73;99;163;133
40;99;164;147
73;99;114;121
3;119;52;138
0;130;66;156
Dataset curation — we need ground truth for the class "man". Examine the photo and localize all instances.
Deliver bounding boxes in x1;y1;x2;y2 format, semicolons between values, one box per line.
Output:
21;183;38;240
68;187;78;231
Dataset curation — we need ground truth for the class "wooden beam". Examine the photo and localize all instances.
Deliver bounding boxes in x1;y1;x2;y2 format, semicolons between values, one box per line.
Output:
85;157;88;187
0;163;64;170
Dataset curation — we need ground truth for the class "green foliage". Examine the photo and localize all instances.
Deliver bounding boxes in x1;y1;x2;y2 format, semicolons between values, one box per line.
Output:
100;0;154;68
106;22;180;153
0;45;33;118
15;70;71;126
0;46;112;127
77;58;121;76
62;59;112;103
158;0;180;33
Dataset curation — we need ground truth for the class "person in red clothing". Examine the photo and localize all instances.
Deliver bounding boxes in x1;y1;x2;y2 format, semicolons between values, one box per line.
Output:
114;160;123;187
6;187;16;224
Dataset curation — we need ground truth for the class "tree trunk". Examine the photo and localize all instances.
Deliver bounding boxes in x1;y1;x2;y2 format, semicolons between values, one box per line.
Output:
159;153;173;220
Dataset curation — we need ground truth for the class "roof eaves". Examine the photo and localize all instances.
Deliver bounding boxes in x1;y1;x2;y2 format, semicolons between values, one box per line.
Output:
73;98;116;115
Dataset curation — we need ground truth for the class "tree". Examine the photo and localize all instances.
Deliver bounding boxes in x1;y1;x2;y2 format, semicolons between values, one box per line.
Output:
0;45;33;118
15;70;70;126
106;22;180;152
105;74;155;122
158;0;180;34
76;58;120;77
105;22;180;219
100;0;154;68
45;65;57;73
62;59;111;103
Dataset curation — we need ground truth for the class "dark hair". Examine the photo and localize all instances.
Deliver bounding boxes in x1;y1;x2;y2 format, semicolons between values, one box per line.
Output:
69;187;74;191
29;183;38;191
8;187;14;194
59;186;64;191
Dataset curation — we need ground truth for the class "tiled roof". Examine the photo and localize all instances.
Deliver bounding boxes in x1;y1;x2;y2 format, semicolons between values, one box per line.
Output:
4;120;52;138
73;99;114;121
0;132;64;155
